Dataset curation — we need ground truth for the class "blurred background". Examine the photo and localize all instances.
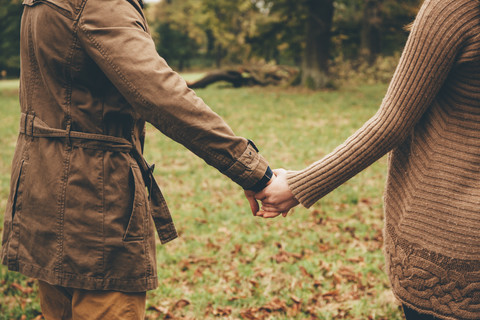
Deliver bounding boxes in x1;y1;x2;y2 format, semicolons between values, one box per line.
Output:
1;0;421;89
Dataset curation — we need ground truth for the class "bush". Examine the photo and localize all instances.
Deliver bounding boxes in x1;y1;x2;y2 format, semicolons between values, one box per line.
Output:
330;53;401;87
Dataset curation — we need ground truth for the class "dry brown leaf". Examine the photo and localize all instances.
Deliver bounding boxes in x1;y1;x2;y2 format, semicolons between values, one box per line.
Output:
213;306;232;316
240;308;261;320
11;282;34;294
290;294;301;304
173;299;191;311
148;305;170;315
322;289;340;300
249;279;259;287
338;266;359;282
317;243;332;252
231;243;242;255
259;297;287;312
206;239;220;251
299;266;314;278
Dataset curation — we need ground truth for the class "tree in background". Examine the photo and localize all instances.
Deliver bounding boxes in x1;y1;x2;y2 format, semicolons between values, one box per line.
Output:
200;0;260;67
148;0;263;69
333;0;420;62
0;0;23;78
301;0;335;89
0;0;421;86
247;0;335;89
147;0;204;71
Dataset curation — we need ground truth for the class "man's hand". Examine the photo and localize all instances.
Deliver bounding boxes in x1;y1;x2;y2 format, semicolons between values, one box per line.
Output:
244;189;260;216
254;169;299;218
244;174;277;216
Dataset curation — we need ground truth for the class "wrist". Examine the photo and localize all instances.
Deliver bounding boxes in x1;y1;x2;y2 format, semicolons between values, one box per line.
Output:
246;166;273;193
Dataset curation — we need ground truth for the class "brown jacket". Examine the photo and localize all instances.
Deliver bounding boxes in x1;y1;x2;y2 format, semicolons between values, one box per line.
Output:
1;0;269;292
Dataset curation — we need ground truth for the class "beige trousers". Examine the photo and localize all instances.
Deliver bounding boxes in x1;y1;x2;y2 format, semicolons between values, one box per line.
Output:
38;280;146;320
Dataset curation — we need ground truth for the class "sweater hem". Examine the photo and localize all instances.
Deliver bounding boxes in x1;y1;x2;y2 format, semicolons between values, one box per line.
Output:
386;224;480;320
393;292;467;320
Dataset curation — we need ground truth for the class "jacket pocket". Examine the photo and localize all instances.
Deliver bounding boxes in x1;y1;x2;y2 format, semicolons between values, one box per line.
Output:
123;164;147;242
2;160;25;245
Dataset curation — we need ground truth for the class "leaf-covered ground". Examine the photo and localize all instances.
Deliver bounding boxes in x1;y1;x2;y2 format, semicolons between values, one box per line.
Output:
0;79;405;319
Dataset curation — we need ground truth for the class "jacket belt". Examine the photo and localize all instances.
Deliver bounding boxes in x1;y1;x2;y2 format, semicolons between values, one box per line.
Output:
19;112;178;244
20;112;133;151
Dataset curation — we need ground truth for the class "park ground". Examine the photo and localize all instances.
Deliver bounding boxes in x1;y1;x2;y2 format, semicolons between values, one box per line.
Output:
0;77;405;319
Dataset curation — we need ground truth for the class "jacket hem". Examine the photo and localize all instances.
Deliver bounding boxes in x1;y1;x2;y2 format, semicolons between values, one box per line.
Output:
157;222;178;244
4;261;157;292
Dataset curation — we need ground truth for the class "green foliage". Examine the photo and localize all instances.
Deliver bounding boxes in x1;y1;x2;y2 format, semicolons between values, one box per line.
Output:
145;0;421;69
148;0;263;69
145;0;420;89
147;0;205;70
155;23;200;71
332;0;420;59
0;78;405;319
0;0;421;83
330;53;402;86
0;0;23;77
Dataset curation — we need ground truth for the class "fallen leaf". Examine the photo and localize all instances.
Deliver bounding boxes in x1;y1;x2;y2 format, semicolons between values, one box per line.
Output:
290;295;301;304
11;282;34;294
173;299;191;311
240;308;260;320
213;306;232;316
260;297;287;312
299;266;314;278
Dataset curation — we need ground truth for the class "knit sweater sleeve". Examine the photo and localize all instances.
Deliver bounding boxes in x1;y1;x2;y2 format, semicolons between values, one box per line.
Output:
287;0;476;208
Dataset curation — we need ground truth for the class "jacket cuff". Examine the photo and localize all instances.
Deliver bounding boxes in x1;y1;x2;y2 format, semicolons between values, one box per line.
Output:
247;166;273;192
223;141;270;190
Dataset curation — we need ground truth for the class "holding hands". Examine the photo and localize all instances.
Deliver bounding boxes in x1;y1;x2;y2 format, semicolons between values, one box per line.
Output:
245;169;300;218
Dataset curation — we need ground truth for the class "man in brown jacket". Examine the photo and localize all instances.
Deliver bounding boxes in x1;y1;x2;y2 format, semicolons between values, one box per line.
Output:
1;0;272;318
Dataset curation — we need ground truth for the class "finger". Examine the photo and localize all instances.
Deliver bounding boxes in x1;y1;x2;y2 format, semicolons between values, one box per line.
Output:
259;197;276;206
261;203;287;212
245;193;259;216
259;210;283;218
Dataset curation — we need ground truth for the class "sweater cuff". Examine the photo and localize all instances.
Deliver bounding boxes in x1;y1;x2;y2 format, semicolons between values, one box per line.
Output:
286;170;316;208
223;140;270;190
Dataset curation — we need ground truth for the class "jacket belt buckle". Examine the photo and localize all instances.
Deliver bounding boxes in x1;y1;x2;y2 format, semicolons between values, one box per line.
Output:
146;163;155;201
148;163;155;175
24;112;36;138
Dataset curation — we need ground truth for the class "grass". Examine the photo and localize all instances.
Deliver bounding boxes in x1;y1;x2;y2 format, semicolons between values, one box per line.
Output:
0;77;404;319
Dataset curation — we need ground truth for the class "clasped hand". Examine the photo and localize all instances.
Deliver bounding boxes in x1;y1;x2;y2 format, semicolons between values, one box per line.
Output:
244;169;299;218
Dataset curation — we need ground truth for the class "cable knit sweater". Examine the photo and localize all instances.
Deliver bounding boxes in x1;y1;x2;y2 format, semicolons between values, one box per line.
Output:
286;0;480;319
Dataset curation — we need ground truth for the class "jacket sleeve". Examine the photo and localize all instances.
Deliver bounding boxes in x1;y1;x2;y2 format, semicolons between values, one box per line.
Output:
76;0;268;190
286;0;475;207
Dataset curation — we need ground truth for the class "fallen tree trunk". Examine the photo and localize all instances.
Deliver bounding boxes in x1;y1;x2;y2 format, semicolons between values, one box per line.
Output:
187;70;258;89
187;65;299;89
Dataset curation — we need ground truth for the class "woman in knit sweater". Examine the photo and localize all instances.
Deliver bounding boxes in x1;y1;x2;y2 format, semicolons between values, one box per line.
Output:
252;0;480;319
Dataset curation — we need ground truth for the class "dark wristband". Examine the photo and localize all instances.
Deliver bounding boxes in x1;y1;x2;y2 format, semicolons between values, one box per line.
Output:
247;166;273;192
